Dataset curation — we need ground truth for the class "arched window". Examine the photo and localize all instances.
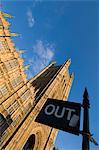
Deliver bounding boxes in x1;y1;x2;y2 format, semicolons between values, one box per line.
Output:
0;114;8;136
23;134;35;150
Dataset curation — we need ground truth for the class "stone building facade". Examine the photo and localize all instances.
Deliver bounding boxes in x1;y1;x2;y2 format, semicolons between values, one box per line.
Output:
0;11;74;150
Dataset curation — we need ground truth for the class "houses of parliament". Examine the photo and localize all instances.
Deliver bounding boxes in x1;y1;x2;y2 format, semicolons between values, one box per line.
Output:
0;11;74;150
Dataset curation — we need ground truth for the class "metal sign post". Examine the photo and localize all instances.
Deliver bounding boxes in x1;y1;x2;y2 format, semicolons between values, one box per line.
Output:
81;88;98;150
35;88;98;149
82;88;90;150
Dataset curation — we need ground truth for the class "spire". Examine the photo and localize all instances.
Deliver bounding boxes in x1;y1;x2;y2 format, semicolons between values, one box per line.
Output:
67;58;71;65
64;58;71;68
0;33;21;37
10;33;21;37
70;72;74;79
0;11;19;37
17;50;26;55
0;11;13;18
23;64;31;71
50;61;56;65
0;11;12;29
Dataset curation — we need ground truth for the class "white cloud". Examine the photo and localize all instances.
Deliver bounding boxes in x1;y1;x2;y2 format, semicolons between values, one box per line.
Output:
28;40;55;75
27;9;35;28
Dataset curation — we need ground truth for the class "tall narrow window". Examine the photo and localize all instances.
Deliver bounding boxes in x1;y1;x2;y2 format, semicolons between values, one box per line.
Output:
6;100;20;115
23;134;35;150
21;90;31;103
0;84;8;96
11;75;22;88
0;114;8;136
45;71;51;77
7;105;15;115
11;114;21;127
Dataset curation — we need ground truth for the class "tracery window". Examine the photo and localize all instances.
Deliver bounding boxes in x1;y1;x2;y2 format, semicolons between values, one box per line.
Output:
5;59;18;71
21;90;31;103
6;100;19;115
11;75;23;88
11;114;21;127
0;41;9;51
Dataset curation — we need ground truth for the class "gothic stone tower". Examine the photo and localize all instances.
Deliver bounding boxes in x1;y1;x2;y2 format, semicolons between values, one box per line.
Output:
0;12;74;150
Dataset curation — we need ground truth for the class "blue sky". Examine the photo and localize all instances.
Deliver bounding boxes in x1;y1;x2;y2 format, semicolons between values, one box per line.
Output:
1;1;99;149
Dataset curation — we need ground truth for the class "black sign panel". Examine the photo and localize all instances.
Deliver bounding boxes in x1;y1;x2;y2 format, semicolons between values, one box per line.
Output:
35;98;81;135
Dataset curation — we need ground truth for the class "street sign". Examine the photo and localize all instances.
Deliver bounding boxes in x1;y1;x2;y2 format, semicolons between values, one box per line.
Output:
35;98;81;135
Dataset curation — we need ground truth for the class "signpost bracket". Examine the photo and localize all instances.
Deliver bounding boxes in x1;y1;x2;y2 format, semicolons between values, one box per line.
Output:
79;130;98;146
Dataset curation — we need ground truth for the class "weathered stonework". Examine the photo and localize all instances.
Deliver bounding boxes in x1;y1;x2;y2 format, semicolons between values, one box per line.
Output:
0;11;74;150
